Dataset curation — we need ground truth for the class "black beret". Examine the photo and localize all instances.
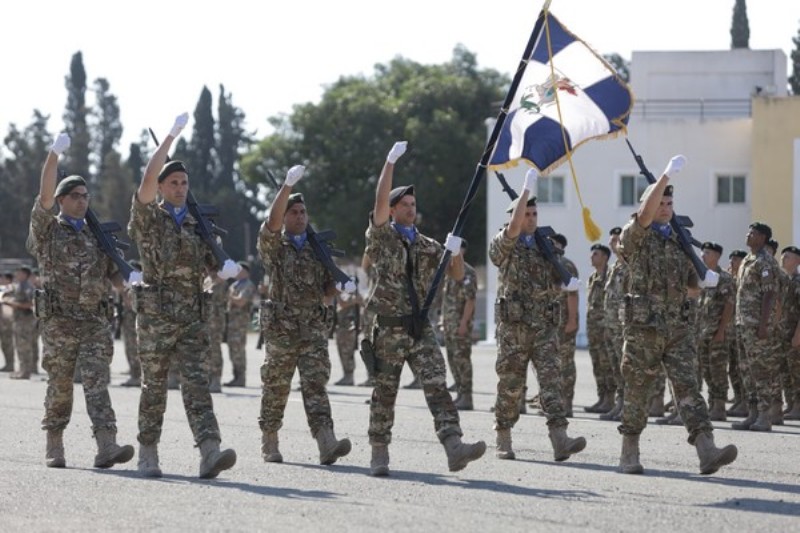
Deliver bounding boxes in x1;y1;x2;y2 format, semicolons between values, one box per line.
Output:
701;241;723;255
286;193;305;210
389;185;415;207
609;226;622;236
591;243;611;257
728;249;747;259
767;239;779;251
237;261;251;272
551;233;567;248
663;184;673;197
54;175;87;197
749;222;772;241
782;246;800;257
157;160;188;183
505;196;537;213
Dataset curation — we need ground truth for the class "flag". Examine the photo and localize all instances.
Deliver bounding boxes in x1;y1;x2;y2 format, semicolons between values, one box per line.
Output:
489;12;633;174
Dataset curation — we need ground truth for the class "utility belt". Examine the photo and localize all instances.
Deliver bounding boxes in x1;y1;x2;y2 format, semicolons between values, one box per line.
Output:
34;289;111;320
623;294;692;327
259;299;328;328
133;284;208;321
495;297;560;326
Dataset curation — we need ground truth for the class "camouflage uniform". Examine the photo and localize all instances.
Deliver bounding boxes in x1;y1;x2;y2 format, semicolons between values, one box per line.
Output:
364;219;462;445
27;197;120;433
334;292;362;377
778;271;800;410
204;275;227;382
128;197;222;446
617;217;713;443
121;288;139;380
604;259;628;404
1;284;17;370
696;267;734;402
257;222;338;437
441;262;477;396
11;277;36;376
226;276;256;381
490;228;568;430
587;265;614;400
735;249;782;414
557;256;579;407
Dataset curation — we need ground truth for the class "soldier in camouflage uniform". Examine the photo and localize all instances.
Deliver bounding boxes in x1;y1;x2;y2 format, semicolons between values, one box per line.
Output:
120;261;141;387
26;133;135;469
257;164;353;466
204;272;227;393
491;168;585;463
586;243;615;415
334;285;362;386
617;155;737;475
441;240;477;410
725;249;748;416
777;246;800;420
731;223;781;432
364;141;485;476
224;262;255;387
7;267;36;380
601;227;627;421
359;254;378;387
129;113;238;479
549;234;579;417
695;242;734;421
0;273;16;372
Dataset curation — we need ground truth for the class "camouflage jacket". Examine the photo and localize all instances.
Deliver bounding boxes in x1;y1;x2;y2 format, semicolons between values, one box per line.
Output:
441;261;478;333
128;197;217;295
778;271;800;334
27;197;117;313
587;266;608;324
603;259;628;326
697;266;734;336
735;248;780;328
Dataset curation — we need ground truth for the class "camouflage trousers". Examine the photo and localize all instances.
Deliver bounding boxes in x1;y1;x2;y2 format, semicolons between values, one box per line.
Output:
604;318;625;398
558;329;576;404
226;317;249;377
587;321;615;397
122;310;139;379
779;343;800;405
727;327;744;401
495;321;567;430
259;324;334;436
0;316;13;368
40;315;117;433
696;330;730;401
136;311;221;446
444;329;473;395
369;323;461;445
737;327;782;412
208;321;224;380
13;315;36;374
335;327;357;374
619;324;712;444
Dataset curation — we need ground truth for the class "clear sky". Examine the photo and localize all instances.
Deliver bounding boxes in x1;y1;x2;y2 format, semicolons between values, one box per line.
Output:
1;0;798;151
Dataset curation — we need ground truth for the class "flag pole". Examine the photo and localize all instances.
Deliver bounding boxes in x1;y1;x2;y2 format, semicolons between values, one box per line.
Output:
417;2;551;323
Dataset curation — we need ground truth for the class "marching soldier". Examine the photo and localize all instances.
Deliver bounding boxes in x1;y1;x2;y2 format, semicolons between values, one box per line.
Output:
225;262;255;388
7;266;36;380
601;227;627;421
334;283;363;386
586;242;614;415
778;246;800;420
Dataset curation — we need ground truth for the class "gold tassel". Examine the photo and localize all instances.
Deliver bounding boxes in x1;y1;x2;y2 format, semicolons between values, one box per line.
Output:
582;206;602;242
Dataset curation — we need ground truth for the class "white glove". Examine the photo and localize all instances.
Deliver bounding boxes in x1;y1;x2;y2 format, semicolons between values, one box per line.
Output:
699;270;719;289
217;259;241;280
444;233;462;256
562;277;579;292
285;165;306;187
663;154;686;178
336;277;357;294
386;141;407;164
523;168;538;194
125;270;143;287
169;112;190;137
51;133;71;155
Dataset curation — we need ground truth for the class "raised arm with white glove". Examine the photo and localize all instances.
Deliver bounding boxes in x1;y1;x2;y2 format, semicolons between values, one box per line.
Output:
386;141;407;164
662;155;686;178
285;164;306;187
51;133;71;156
169;112;190;138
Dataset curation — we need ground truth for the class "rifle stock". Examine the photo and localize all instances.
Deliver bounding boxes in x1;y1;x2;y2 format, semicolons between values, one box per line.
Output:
85;207;135;281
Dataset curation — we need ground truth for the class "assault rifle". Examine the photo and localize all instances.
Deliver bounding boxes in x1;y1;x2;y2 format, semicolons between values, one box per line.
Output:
495;172;574;285
624;139;708;281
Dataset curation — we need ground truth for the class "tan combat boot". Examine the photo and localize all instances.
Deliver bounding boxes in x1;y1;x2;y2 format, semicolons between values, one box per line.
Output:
548;425;586;462
454;392;473;411
695;432;737;475
731;404;758;430
94;429;135;468
261;431;283;463
596;391;615;414
370;444;390;476
138;443;162;478
46;430;66;468
443;435;486;472
198;439;237;479
600;396;623;421
315;426;352;465
619;434;643;474
749;409;772;432
708;399;727;421
495;428;515;460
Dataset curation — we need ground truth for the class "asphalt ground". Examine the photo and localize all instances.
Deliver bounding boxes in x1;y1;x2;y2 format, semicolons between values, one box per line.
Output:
1;336;799;532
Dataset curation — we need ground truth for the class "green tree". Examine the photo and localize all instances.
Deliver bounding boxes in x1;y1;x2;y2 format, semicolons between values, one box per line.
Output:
62;51;92;180
790;22;800;95
178;86;216;198
603;53;630;83
90;77;123;178
730;0;749;49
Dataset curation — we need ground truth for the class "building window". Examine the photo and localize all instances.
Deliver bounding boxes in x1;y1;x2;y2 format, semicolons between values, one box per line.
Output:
537;175;564;204
717;175;746;204
620;175;649;206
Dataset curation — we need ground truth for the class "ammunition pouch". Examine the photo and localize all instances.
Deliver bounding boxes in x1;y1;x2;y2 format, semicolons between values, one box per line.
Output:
495;297;560;326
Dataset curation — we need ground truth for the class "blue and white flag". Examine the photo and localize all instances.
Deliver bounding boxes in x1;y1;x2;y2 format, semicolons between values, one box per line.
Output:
489;12;633;174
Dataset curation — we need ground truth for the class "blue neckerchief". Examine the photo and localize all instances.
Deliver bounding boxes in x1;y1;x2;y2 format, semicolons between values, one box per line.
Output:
288;231;307;251
164;201;188;227
653;222;671;239
520;233;536;249
392;223;417;244
62;214;85;232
